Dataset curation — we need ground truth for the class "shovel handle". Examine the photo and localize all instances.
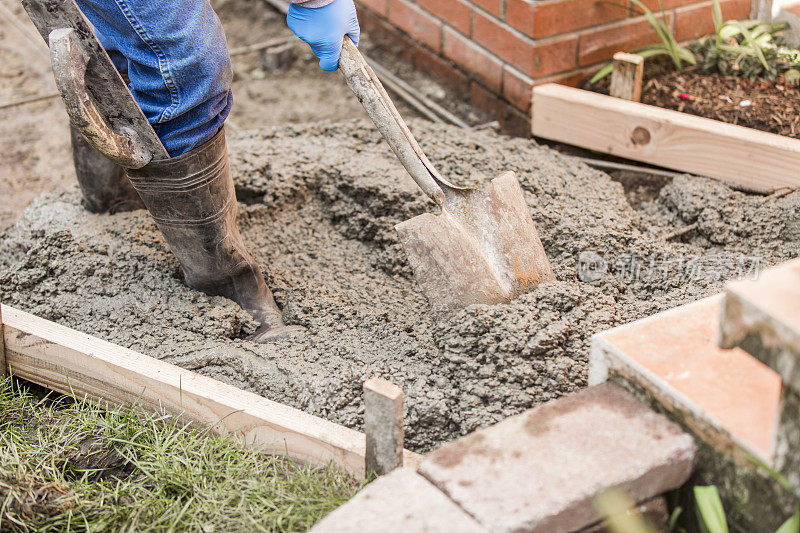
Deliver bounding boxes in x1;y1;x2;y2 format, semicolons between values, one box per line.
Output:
49;27;152;168
338;37;450;206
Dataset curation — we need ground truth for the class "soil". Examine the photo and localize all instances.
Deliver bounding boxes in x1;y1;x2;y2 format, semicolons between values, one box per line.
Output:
1;120;797;453
585;58;800;139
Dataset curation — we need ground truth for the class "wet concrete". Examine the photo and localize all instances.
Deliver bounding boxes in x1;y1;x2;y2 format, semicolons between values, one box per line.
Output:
0;119;797;452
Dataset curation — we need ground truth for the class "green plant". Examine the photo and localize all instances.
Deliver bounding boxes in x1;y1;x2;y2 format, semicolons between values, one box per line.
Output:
593;455;800;533
674;454;800;533
589;0;695;83
0;377;362;531
690;0;799;81
593;487;657;533
693;486;729;533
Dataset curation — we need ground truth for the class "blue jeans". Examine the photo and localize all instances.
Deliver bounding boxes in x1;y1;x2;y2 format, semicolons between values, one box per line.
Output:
75;0;233;157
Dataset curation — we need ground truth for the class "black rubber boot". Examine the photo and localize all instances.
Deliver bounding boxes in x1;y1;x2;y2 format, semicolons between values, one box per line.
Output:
70;125;144;213
126;127;300;343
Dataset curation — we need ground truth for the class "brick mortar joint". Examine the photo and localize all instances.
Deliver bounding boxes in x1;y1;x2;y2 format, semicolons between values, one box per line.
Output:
443;23;506;63
379;0;714;44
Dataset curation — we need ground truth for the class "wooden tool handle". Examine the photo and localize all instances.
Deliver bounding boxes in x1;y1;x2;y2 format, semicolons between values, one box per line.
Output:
338;37;449;205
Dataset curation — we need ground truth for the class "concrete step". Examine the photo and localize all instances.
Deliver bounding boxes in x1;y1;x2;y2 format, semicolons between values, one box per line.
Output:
417;383;696;533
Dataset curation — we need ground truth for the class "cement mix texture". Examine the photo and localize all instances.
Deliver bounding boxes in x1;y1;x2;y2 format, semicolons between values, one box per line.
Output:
0;120;797;452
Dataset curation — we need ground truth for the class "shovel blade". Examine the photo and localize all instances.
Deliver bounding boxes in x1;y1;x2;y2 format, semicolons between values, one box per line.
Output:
396;171;554;314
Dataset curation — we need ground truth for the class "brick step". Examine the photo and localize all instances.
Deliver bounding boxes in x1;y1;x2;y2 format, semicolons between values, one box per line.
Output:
311;468;487;532
314;383;696;533
590;290;796;530
590;295;782;463
720;258;800;395
718;257;800;496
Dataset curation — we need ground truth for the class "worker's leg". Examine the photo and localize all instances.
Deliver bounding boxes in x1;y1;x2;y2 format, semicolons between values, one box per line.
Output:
69;1;296;341
74;0;233;156
125;127;301;342
69;124;144;213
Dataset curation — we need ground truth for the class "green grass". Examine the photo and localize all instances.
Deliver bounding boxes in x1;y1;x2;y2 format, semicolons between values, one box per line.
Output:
0;377;362;532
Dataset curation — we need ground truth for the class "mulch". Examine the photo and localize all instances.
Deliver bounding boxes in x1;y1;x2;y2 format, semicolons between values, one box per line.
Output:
585;60;800;139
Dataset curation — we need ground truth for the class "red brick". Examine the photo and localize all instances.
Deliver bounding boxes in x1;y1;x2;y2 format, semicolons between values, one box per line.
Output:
415;0;472;35
530;36;580;78
411;45;471;98
388;0;443;52
418;383;696;532
442;27;503;91
502;66;533;112
532;65;596;86
357;0;389;16
473;11;578;77
674;0;751;41
471;0;502;17
504;0;535;36
527;0;628;39
499;105;532;137
639;0;714;13
470;81;503;119
577;13;673;66
359;8;414;62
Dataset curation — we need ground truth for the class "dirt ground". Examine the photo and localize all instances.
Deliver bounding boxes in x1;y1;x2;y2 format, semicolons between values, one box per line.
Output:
0;0;480;231
1;118;797;452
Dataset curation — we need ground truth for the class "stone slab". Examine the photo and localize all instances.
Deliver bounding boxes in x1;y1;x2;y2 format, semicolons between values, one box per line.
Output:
310;468;486;533
719;258;800;394
591;295;781;462
418;383;696;533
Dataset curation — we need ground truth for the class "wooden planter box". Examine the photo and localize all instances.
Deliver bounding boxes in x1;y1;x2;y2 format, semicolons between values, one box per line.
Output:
531;83;800;193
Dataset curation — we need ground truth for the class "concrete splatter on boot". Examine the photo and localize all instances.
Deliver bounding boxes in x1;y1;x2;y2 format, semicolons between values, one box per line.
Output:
126;127;301;343
70;125;144;213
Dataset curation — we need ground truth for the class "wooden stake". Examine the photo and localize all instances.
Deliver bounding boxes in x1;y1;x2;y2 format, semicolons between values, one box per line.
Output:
610;52;644;102
754;0;772;23
364;377;404;476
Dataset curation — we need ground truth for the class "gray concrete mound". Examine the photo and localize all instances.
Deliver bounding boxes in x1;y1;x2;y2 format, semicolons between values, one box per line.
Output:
1;119;797;452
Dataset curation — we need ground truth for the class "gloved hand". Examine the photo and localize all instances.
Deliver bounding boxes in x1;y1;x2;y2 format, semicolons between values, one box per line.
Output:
287;0;360;72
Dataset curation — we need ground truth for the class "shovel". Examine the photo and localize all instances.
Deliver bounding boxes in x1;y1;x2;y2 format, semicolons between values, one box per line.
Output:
338;38;554;314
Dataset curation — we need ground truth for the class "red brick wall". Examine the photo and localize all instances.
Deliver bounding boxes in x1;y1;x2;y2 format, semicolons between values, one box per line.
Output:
357;0;752;136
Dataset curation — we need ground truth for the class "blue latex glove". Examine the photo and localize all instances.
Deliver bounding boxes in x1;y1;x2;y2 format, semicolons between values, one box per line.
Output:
287;0;360;72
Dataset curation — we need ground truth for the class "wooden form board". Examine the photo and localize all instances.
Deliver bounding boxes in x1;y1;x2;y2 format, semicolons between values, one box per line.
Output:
1;304;421;478
531;83;800;193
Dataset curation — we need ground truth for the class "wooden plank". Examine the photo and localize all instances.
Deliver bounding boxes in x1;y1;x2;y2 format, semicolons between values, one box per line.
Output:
364;377;404;475
609;52;643;102
531;83;800;193
1;304;421;477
